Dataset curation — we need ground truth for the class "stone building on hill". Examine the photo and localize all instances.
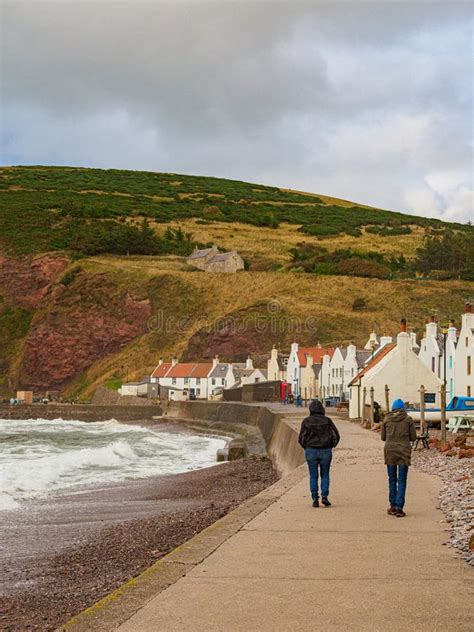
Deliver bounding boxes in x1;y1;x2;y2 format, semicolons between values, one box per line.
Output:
186;246;244;273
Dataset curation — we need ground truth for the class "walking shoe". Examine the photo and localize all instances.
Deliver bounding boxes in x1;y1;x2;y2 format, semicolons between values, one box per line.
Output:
312;499;319;508
321;497;331;507
395;508;406;517
387;506;397;515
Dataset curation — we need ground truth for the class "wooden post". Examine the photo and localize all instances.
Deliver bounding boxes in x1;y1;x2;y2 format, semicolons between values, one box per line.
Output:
419;385;425;434
357;382;361;420
384;384;390;417
362;387;367;425
369;386;375;428
304;387;307;406
440;382;447;446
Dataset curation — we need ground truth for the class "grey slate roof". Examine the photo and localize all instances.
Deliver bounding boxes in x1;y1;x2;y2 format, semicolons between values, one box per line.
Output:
208;252;236;262
356;350;371;368
209;363;229;378
340;349;348;360
312;363;322;378
188;248;215;260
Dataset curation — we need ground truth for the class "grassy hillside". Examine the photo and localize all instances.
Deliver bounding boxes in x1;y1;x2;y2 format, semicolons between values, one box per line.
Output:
0;166;472;399
1;165;470;257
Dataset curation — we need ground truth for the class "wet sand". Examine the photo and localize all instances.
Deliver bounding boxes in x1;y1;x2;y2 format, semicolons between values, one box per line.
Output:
1;456;278;631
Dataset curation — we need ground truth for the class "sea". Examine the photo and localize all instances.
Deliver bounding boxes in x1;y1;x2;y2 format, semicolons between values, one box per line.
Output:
0;418;227;511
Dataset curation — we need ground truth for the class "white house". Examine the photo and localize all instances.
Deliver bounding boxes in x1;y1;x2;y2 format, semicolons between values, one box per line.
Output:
226;357;266;388
418;316;457;400
150;359;213;399
267;346;289;382
454;303;474;397
348;320;442;419
319;344;371;400
286;342;334;395
208;359;229;395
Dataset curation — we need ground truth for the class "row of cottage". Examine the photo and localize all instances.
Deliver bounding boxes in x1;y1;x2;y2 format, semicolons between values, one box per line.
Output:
120;304;474;412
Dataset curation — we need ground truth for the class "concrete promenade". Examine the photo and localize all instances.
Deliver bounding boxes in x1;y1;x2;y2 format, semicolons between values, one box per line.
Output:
116;412;472;632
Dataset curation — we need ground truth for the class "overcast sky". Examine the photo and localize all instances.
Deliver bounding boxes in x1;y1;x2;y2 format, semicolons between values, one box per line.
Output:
1;1;473;222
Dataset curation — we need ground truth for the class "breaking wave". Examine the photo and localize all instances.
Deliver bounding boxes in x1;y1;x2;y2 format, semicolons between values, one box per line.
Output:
0;418;227;510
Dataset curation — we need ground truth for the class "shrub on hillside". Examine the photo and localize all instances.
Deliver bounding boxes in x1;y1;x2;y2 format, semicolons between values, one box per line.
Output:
352;297;367;311
336;258;391;279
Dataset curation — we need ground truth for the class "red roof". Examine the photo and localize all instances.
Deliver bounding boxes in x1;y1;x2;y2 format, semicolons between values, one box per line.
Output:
348;343;396;386
151;362;171;378
298;347;334;367
167;363;199;378
191;363;213;378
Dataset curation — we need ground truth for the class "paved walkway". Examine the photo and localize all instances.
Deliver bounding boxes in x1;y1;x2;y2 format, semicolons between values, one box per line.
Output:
117;415;473;632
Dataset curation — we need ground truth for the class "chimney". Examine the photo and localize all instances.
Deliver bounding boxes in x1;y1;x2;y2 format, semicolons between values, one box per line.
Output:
158;358;163;366
466;302;472;313
448;320;457;342
306;354;314;368
347;343;356;357
410;331;419;349
212;355;219;368
246;356;254;370
429;314;437;323
400;318;407;332
380;335;393;347
171;357;178;367
397;319;410;351
271;345;278;360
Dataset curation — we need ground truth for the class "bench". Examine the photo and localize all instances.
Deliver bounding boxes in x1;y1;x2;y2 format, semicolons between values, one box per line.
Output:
446;415;474;434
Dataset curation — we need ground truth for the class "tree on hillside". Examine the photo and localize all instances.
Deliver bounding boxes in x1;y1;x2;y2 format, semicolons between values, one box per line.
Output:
415;231;474;279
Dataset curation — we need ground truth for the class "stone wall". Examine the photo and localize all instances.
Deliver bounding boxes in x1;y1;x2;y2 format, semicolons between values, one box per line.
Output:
0;403;162;422
165;401;305;475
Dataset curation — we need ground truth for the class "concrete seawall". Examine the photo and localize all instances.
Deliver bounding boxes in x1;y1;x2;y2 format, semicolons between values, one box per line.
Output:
164;401;305;475
0;404;163;422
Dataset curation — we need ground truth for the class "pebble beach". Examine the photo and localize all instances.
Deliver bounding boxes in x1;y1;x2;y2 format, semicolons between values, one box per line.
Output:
412;432;474;566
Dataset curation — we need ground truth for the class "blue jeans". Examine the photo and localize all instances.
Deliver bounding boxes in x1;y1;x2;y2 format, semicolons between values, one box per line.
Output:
305;447;332;500
387;464;409;509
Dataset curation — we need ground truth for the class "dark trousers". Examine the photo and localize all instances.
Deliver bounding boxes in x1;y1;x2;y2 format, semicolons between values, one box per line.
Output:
305;447;332;501
387;464;409;509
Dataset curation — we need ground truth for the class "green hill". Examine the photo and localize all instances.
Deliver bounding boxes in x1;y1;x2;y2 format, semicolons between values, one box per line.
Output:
1;165;470;257
0;165;472;399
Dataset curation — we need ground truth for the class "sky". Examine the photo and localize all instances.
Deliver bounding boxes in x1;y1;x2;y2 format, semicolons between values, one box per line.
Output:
1;0;473;222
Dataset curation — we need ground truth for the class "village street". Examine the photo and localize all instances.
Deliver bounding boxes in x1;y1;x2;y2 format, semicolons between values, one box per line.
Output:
114;411;473;632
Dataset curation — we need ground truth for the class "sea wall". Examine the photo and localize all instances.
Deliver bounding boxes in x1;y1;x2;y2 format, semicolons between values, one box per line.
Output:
0;403;162;422
164;401;305;475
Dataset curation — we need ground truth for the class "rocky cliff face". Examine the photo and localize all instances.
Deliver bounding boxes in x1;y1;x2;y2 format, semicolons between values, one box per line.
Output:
0;254;151;391
0;254;69;309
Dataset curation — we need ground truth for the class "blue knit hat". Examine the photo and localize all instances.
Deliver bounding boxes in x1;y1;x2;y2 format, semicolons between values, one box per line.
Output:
392;398;405;411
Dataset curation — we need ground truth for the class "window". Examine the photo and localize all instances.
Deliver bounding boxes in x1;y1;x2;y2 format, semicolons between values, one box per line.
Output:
255;378;260;383
221;378;225;385
468;356;472;376
196;378;201;384
431;357;435;372
449;356;453;370
212;378;216;385
184;377;189;385
172;377;176;385
196;389;201;396
467;337;469;347
468;386;471;397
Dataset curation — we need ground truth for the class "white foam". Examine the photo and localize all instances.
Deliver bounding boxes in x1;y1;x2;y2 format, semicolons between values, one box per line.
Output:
0;418;227;511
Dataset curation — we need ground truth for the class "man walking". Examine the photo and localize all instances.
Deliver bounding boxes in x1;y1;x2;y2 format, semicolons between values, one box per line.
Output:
298;399;340;507
381;398;417;517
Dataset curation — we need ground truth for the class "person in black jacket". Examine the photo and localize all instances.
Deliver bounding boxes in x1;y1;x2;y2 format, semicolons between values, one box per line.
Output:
298;399;340;507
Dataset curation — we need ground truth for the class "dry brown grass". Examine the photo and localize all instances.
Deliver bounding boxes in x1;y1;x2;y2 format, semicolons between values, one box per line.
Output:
70;256;472;399
153;219;425;266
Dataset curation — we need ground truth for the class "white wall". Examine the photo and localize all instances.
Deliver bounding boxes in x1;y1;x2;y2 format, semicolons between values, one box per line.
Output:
455;311;474;397
349;332;442;418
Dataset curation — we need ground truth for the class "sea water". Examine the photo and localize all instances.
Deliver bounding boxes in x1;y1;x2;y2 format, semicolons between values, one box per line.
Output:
0;418;227;511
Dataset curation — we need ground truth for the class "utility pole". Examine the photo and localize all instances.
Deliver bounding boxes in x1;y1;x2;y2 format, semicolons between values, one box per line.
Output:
419;384;425;434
